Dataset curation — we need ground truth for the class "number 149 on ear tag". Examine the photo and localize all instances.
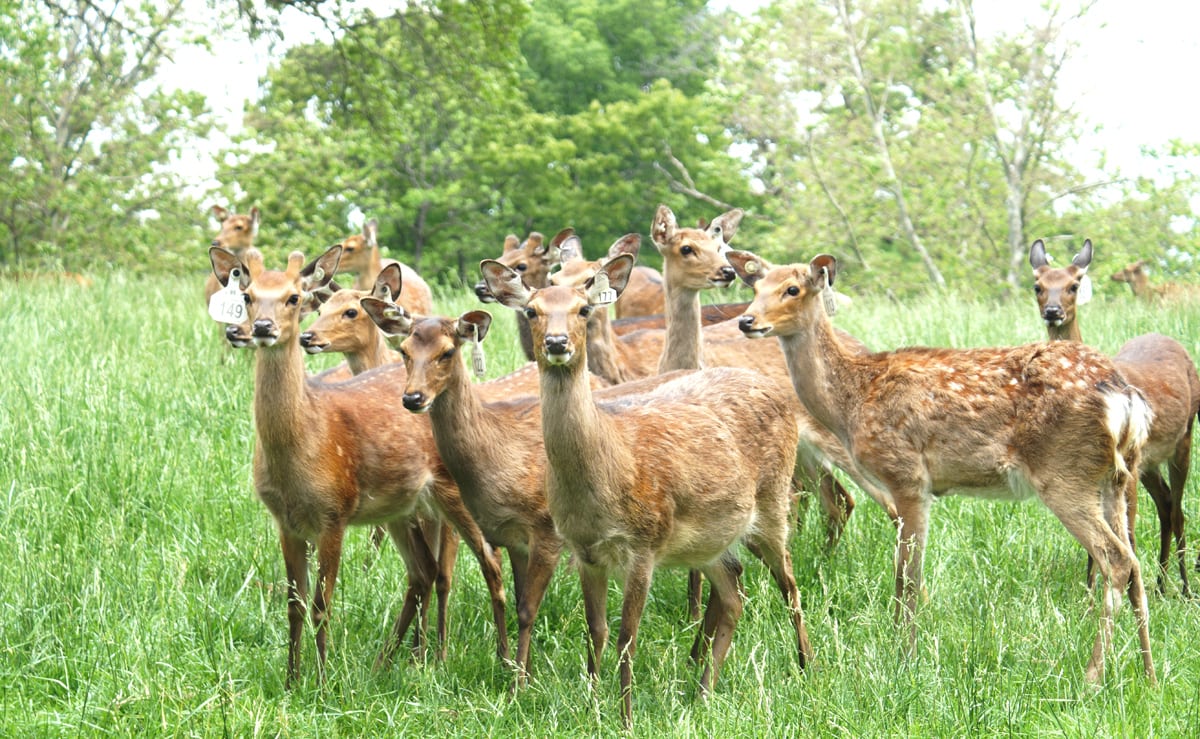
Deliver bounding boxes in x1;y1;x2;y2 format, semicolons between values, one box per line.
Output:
208;274;247;324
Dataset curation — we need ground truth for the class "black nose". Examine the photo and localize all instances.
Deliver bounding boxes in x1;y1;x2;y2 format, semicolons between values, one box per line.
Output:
252;319;274;337
738;315;756;331
402;392;426;411
545;334;569;355
299;331;316;347
211;239;220;247
720;266;736;282
473;282;493;300
225;324;246;342
1043;305;1064;322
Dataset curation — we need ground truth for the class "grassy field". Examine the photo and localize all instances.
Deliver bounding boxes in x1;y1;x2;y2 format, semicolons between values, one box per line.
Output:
2;268;1199;737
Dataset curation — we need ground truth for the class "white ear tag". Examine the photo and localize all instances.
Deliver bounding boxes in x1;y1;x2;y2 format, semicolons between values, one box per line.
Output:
208;269;247;324
1077;274;1093;306
820;267;838;316
468;325;486;379
588;271;618;305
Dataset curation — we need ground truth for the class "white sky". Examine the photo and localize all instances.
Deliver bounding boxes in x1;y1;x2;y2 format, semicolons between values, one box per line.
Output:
162;0;1200;197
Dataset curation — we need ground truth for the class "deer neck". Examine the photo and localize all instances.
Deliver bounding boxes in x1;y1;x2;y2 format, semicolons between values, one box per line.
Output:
346;332;395;375
776;309;868;443
658;283;704;372
538;360;630;502
1045;317;1082;343
253;337;318;454
585;309;630;384
428;357;495;471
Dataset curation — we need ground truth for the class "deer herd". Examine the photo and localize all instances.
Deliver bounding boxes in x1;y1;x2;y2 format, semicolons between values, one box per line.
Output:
206;205;1198;726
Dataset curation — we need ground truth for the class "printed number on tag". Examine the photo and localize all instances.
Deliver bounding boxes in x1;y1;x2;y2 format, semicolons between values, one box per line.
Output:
208;282;246;324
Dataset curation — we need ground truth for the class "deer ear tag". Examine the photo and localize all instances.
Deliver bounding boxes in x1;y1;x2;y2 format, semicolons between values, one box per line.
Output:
820;267;839;316
209;268;247;324
468;324;487;379
588;271;618;306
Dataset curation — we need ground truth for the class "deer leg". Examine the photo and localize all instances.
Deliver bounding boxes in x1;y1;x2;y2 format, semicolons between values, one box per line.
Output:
579;563;609;682
891;495;930;657
748;532;813;669
685;570;704;623
438;491;509;662
312;526;346;680
280;531;309;688
697;554;745;697
1168;432;1193;597
430;521;459;660
1138;468;1171;594
617;557;654;729
375;519;437;669
512;538;563;684
691;557;742;665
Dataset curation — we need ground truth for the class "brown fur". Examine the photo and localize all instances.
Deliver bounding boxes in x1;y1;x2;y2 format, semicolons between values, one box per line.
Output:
205;205;260;305
209;245;510;687
335;218;433;315
483;254;811;728
1032;239;1200;595
1111;259;1200;302
732;249;1156;686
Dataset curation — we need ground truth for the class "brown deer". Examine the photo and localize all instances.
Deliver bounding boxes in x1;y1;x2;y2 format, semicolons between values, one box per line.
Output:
483;252;812;727
1031;238;1200;596
335;218;433;316
206;205;260;304
729;248;1156;686
208;244;510;686
1111;259;1200;302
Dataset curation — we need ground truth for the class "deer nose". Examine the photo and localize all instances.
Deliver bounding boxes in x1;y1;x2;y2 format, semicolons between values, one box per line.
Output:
299;331;315;347
225;324;248;344
545;334;570;355
738;315;756;332
211;238;221;247
1043;305;1064;322
402;392;427;411
719;266;737;282
252;319;274;337
473;282;494;301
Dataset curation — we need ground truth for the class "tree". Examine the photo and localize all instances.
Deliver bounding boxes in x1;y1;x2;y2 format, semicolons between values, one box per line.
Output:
0;0;213;271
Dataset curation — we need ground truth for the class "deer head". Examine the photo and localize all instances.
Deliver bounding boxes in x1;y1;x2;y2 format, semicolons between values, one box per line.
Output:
395;311;493;413
1029;239;1093;337
210;245;340;347
209;205;260;254
650;205;741;290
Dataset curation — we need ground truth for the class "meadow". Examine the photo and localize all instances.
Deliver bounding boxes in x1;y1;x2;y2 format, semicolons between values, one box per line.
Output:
1;267;1199;737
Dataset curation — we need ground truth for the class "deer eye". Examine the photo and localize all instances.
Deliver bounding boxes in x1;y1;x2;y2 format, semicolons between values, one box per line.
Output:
579;305;593;318
681;245;695;256
1034;285;1043;295
242;293;251;304
345;308;358;319
287;294;300;306
524;308;537;320
516;263;528;272
439;349;456;362
1069;284;1079;294
786;286;800;296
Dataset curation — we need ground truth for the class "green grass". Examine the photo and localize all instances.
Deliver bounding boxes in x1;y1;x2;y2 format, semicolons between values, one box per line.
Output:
2;271;1199;737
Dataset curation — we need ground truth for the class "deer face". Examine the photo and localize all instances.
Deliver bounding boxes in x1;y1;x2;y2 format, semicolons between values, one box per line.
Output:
1029;239;1092;328
728;251;834;339
473;231;554;302
210;206;260;254
212;247;340;348
398;313;491;413
300;289;370;355
651;205;742;290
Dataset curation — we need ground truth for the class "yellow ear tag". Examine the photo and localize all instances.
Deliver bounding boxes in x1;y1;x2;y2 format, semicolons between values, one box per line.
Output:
588;271;618;305
744;260;759;274
208;268;247;324
468;324;486;379
820;266;838;317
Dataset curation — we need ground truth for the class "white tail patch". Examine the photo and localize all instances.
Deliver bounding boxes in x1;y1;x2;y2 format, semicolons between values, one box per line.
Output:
1103;388;1153;473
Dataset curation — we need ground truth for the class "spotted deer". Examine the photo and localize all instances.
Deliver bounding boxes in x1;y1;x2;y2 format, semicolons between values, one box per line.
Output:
730;249;1156;686
483;252;812;727
206;205;260;305
1031;238;1199;595
335;218;434;316
208;245;510;686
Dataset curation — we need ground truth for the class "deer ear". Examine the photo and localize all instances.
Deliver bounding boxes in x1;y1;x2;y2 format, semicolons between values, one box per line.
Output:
374;263;403;301
1072;239;1093;272
249;207;261;236
725;249;769;286
364;218;379;247
650;204;676;251
605;233;642;261
502;234;520;253
590;253;635;300
810;254;837;288
706;209;744;245
558;235;584;264
456;310;493;343
1029;239;1049;272
480;260;533;309
542;229;572;262
210;246;250;288
360;296;414;337
300;245;342;290
210;205;229;223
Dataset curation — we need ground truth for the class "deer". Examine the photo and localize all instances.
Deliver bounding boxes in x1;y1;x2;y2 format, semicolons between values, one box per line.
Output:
206;205;260;305
334;217;434;316
482;252;812;728
728;248;1157;686
1111;259;1200;302
208;244;511;686
1031;238;1200;596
